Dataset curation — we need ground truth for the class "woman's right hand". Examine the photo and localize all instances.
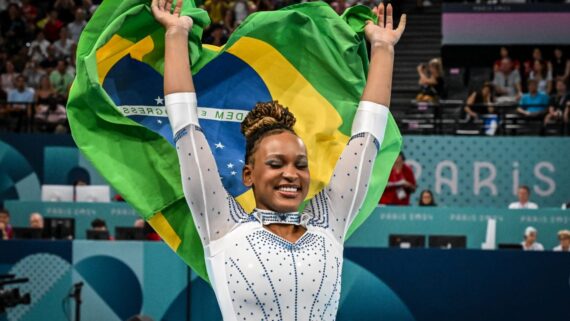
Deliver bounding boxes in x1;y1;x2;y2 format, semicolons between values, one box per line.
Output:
151;0;193;33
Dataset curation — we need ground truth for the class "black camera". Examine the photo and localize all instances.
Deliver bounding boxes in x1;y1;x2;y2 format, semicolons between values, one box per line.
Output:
0;274;31;314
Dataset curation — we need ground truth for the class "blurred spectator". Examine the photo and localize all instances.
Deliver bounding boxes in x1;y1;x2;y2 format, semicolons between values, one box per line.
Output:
493;57;522;102
54;0;76;24
464;82;496;121
27;31;50;62
80;0;98;18
418;189;436;206
528;59;552;94
203;0;231;25
521;226;544;251
517;79;549;118
39;10;64;42
552;48;570;84
226;0;256;30
68;8;87;42
508;185;538;209
330;0;349;15
204;23;229;46
35;96;67;132
493;46;519;73
254;0;275;11
1;60;19;94
380;153;417;206
29;212;44;229
134;219;145;229
22;60;45;88
523;47;549;78
21;0;38;24
40;45;59;71
544;79;569;126
553;230;570;252
91;218;108;231
0;208;14;240
8;75;34;107
49;59;73;97
1;3;27;55
52;27;75;59
416;58;445;102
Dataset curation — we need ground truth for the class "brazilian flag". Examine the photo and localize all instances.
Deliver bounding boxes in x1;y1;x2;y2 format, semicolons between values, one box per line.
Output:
67;0;402;281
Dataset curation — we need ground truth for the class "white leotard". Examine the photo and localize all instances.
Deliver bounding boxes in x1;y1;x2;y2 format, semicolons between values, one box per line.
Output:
167;95;389;321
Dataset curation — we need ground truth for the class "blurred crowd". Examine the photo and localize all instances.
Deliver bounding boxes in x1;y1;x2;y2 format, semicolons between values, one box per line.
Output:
415;47;570;134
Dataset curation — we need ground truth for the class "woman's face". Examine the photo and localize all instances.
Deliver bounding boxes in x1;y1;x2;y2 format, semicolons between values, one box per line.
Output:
243;131;310;213
532;48;542;60
421;191;432;205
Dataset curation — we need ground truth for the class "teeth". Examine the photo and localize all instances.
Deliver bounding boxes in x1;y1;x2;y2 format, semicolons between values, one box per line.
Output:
278;186;298;192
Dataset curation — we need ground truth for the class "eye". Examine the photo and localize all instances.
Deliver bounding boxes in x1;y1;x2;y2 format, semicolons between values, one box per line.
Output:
296;160;308;169
266;160;282;168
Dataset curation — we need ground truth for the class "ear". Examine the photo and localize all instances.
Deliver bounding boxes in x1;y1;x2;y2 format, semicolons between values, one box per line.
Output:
242;164;253;187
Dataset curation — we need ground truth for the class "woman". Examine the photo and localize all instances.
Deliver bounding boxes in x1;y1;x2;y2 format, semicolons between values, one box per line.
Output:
529;59;552;95
418;189;436;206
34;75;66;132
464;82;496;120
153;0;405;319
416;58;445;102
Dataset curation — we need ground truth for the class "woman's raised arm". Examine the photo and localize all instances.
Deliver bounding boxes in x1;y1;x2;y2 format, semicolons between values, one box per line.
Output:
152;0;248;245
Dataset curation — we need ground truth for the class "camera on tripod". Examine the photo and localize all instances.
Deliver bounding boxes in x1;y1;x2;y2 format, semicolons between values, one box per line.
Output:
0;274;31;314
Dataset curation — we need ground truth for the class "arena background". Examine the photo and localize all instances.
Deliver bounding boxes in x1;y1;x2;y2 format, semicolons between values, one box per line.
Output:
1;0;569;320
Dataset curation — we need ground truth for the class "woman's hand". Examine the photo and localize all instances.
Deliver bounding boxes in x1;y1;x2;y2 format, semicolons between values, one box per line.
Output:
364;3;406;49
151;0;193;33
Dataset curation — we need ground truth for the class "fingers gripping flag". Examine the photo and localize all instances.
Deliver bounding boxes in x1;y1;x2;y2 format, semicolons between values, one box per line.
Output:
67;0;402;281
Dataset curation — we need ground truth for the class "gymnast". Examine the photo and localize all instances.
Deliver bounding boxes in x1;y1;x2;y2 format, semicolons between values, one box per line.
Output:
151;0;405;319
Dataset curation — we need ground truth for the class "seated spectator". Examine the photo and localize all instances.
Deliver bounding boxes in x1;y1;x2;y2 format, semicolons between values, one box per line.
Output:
203;0;231;25
552;48;569;84
1;3;26;55
330;0;349;15
49;59;74;98
68;8;87;43
7;75;35;114
29;212;44;229
134;219;145;229
39;10;64;42
418;189;436;206
521;226;544;251
416;58;445;102
27;31;50;62
40;45;59;72
0;208;14;240
380;153;417;206
91;218;108;231
52;27;75;59
493;46;520;73
1;60;19;94
493;57;522;102
528;59;552;95
203;23;229;46
22;60;45;89
553;230;570;252
464;82;496;120
544;79;570;126
523;48;548;78
517;79;549;118
226;0;256;30
508;185;538;209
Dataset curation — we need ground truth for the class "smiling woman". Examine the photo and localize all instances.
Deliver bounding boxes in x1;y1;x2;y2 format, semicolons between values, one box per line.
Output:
152;0;405;318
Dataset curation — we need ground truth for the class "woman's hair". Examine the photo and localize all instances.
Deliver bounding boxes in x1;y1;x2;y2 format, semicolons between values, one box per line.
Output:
428;58;443;77
241;101;296;164
419;189;436;206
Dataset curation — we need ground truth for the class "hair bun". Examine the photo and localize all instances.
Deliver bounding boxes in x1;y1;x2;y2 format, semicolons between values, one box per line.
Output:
241;101;296;139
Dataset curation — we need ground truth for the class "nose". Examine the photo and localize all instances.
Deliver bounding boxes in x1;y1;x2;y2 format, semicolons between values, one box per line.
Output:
282;165;298;181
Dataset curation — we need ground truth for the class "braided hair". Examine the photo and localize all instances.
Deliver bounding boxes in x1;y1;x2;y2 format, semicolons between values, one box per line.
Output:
240;101;297;165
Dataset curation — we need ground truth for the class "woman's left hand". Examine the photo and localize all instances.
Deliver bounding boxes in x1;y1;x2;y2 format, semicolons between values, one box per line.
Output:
364;3;406;49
